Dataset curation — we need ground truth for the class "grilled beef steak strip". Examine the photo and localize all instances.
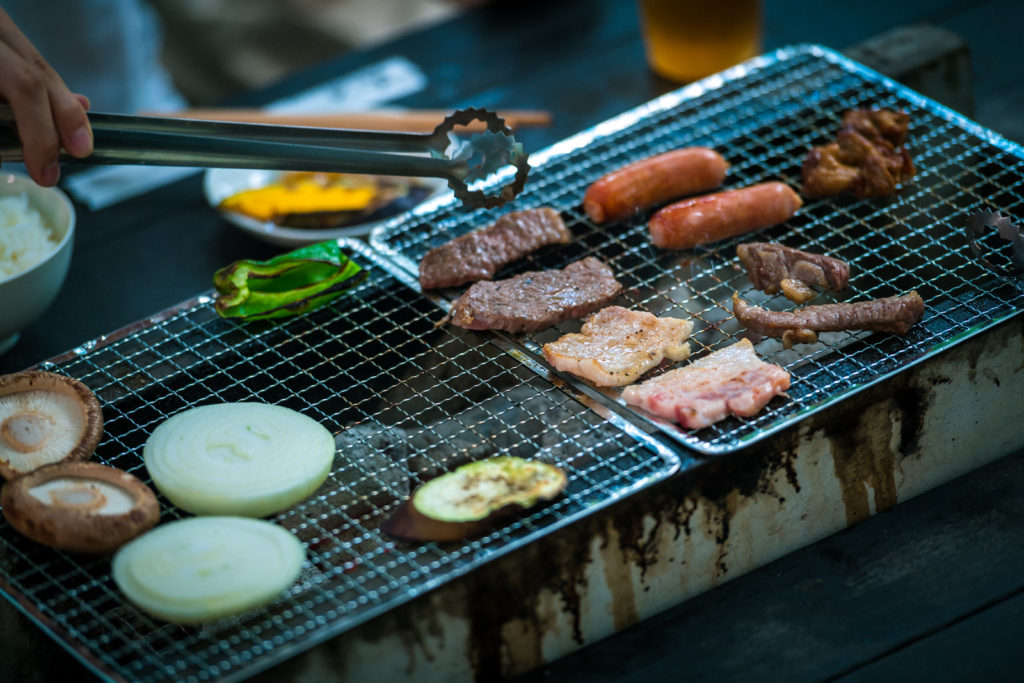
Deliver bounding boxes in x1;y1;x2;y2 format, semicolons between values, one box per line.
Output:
732;291;925;348
449;256;623;333
419;207;571;290
737;242;850;304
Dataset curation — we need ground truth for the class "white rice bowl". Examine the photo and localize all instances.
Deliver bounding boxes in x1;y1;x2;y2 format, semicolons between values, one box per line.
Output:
0;172;75;356
0;194;59;279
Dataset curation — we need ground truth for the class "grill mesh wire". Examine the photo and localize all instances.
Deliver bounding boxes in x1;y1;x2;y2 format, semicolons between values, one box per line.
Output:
0;244;677;682
373;45;1024;453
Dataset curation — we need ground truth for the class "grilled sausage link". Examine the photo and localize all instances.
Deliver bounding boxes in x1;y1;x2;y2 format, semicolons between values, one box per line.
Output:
648;181;803;250
582;147;729;224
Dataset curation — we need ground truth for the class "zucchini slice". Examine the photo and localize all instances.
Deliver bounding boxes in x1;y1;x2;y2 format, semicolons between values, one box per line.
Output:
384;456;567;542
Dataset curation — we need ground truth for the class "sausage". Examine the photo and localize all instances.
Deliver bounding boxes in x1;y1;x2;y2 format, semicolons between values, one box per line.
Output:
582;147;729;224
648;181;803;250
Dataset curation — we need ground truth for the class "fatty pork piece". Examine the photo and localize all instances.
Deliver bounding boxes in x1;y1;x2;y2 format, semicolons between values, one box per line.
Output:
621;339;790;430
449;256;623;333
801;108;915;198
737;242;850;304
543;306;693;387
419;207;571;290
732;291;925;349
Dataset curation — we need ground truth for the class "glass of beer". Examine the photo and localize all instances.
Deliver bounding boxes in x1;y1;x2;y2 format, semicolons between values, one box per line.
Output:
637;0;762;83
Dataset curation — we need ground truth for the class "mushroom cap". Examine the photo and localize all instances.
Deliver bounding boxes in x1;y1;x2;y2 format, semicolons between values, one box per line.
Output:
0;371;103;480
1;461;160;553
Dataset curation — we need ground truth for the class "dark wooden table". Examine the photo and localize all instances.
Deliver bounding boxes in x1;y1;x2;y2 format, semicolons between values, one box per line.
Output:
3;0;1023;680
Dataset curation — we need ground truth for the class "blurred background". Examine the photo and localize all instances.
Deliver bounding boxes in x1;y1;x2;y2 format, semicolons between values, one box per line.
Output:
4;0;490;113
147;0;489;106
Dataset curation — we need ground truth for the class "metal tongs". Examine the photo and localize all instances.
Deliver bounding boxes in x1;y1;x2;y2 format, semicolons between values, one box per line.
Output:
0;105;530;210
966;208;1024;275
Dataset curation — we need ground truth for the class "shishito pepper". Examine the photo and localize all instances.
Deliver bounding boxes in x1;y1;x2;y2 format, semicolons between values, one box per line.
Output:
213;240;366;320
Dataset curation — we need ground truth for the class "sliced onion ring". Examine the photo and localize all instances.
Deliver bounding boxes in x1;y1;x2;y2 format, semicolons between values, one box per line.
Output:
112;516;304;624
144;402;334;517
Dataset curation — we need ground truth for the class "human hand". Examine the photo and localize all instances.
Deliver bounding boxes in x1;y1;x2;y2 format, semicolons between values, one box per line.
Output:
0;7;92;186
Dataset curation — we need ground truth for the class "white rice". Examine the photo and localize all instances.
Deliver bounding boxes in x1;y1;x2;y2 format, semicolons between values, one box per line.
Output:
0;194;58;280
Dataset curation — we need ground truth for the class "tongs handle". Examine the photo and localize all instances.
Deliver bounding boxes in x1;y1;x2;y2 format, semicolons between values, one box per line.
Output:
86;110;450;154
0;106;460;178
0;105;531;209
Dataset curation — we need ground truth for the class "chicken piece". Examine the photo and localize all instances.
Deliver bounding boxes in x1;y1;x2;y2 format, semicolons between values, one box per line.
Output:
542;306;693;387
800;143;860;198
801;108;915;198
621;339;790;430
842;108;910;146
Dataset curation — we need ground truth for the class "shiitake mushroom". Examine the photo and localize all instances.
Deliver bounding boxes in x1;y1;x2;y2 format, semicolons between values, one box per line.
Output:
2;461;160;553
0;371;103;480
383;456;567;542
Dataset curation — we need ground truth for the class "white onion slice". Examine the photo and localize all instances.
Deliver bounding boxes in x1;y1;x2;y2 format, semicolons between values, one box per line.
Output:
112;516;304;623
144;402;334;516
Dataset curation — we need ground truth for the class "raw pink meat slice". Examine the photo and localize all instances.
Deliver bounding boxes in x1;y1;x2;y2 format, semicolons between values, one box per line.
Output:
621;339;789;429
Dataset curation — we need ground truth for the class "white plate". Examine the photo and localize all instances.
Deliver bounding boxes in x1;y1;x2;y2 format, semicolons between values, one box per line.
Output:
204;169;447;248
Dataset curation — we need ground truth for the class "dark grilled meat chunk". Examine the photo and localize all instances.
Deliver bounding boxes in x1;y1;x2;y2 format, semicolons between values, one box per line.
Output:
842;108;910;146
737;242;850;304
801;108;915;199
419;207;571;290
450;257;623;333
732;291;925;348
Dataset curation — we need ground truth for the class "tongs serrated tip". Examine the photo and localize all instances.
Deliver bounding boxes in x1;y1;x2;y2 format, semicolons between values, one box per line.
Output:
432;107;530;210
965;208;1024;275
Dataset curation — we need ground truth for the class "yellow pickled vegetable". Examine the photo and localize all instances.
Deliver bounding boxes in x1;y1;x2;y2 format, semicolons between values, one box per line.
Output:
219;178;379;221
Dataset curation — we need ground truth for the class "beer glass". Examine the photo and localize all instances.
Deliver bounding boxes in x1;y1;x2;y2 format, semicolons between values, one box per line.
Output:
637;0;762;83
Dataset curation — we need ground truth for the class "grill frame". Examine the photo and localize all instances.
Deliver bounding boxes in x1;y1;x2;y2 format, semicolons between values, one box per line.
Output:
372;43;1024;455
0;241;679;683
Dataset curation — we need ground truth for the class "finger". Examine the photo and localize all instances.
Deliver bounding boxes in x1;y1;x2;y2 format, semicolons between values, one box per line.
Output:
0;8;91;174
51;87;92;159
0;40;60;185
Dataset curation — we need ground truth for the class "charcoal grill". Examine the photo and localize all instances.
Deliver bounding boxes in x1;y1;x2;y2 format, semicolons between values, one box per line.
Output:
372;45;1024;455
2;45;1023;682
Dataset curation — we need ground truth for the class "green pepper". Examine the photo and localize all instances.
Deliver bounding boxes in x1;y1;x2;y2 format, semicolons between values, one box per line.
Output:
213;240;366;321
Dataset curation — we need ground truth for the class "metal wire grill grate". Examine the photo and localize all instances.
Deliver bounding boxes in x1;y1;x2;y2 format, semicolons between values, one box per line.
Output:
0;242;677;682
372;44;1024;454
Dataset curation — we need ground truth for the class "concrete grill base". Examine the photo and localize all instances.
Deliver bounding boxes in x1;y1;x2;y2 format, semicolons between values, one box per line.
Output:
253;313;1024;682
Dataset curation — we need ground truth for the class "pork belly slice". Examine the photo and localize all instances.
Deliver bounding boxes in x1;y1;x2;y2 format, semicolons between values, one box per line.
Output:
737;242;850;304
621;339;790;430
542;306;693;387
419;207;571;290
732;291;925;349
450;257;623;333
